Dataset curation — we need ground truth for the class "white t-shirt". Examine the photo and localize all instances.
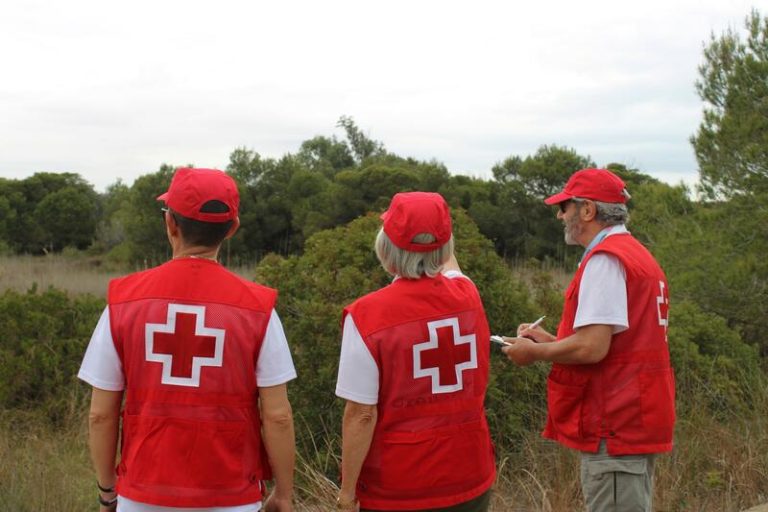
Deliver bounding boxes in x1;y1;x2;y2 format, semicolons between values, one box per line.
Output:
574;225;630;334
334;270;471;405
78;307;297;512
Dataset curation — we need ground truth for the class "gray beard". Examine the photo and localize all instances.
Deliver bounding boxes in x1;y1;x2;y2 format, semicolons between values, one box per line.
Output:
564;219;582;245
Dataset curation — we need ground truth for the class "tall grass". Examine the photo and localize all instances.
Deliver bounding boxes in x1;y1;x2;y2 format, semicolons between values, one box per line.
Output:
2;400;767;511
0;409;93;511
0;253;257;297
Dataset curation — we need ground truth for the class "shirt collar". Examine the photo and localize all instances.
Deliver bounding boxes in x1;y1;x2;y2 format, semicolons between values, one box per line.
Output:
580;224;629;265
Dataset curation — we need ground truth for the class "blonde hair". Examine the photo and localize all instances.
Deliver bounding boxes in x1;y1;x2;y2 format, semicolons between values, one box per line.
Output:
375;228;454;279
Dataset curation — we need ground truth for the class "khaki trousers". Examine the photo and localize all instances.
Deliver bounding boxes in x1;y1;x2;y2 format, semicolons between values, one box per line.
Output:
580;440;656;512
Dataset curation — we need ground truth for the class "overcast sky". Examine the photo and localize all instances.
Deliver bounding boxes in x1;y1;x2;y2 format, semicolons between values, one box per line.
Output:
0;0;762;192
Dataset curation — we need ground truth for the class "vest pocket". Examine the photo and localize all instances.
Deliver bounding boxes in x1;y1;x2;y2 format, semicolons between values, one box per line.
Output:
378;419;492;493
547;377;586;438
639;368;676;436
122;414;249;490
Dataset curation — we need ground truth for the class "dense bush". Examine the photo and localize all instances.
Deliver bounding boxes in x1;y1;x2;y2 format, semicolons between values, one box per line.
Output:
0;208;763;454
253;210;765;462
255;210;540;455
0;287;103;424
669;299;765;418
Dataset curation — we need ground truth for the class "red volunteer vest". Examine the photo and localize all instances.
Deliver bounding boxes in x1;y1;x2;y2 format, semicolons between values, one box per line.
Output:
544;233;675;455
108;258;275;507
344;274;496;511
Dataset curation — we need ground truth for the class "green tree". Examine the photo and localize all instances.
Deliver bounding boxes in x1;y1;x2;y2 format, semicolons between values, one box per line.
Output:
0;173;99;253
297;135;355;177
336;116;385;163
93;180;131;255
227;147;269;186
33;186;99;251
486;145;596;261
692;9;768;198
629;182;768;355
494;144;594;197
112;165;175;264
0;179;18;250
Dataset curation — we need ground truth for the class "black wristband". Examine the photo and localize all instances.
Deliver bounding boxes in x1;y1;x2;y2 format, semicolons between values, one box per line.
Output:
97;481;115;493
98;494;118;507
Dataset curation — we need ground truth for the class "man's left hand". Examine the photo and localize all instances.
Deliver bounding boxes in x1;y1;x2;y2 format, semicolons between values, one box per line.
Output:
263;492;293;512
501;337;539;366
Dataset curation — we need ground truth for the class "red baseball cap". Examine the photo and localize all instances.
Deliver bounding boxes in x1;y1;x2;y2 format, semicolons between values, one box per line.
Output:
380;192;452;252
157;168;239;222
544;168;629;205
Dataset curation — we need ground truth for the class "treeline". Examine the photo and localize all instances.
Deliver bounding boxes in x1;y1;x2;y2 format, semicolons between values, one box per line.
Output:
0;118;639;266
2;118;767;354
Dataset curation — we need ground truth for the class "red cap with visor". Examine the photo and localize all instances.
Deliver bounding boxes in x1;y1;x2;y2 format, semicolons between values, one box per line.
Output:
381;192;452;252
544;168;629;205
157;168;239;222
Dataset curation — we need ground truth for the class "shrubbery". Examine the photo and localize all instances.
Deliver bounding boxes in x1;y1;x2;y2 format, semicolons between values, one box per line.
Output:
0;210;764;454
253;210;765;463
0;287;103;424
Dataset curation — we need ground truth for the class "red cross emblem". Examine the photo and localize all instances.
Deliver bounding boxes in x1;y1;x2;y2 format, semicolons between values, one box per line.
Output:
413;318;477;394
656;280;670;342
145;304;225;387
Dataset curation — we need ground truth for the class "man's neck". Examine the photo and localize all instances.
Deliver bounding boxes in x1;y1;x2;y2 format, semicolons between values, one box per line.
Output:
172;245;219;261
579;222;608;249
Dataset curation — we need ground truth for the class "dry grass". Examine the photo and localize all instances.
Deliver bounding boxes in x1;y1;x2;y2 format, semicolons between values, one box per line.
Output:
0;254;121;297
1;384;767;511
0;254;257;297
0;410;93;511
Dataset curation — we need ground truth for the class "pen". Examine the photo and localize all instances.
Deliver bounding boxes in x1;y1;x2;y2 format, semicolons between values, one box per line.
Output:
528;315;546;330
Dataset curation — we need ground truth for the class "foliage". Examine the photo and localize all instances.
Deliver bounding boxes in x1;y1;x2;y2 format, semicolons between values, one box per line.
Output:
34;186;100;251
92;180;131;255
492;144;594;197
336;115;386;163
0;287;103;424
109;164;175;265
630;185;768;355
669;299;764;417
692;9;768;198
0;173;99;254
254;210;539;455
1;123;659;269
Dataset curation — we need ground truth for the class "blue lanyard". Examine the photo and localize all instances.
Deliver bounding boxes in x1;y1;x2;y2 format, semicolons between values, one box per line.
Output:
580;227;612;265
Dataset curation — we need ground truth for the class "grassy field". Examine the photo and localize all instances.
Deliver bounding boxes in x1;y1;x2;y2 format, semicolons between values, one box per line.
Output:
1;254;767;511
0;254;256;298
2;404;767;511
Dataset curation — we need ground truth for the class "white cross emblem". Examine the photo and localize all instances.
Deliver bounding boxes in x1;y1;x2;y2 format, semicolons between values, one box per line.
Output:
413;317;477;394
145;304;225;387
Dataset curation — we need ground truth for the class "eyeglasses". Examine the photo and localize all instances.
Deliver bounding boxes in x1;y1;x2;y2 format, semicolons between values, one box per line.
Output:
558;198;585;213
160;207;169;220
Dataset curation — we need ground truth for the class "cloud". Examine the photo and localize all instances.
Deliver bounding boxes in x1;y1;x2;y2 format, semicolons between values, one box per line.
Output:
0;0;758;191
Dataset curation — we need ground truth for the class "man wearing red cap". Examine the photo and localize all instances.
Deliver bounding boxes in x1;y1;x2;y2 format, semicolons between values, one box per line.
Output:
79;168;296;512
501;169;675;512
335;192;496;512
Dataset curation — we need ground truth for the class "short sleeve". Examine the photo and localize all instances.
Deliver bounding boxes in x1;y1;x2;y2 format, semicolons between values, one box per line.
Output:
442;269;473;283
256;310;297;387
574;253;629;334
78;306;125;391
335;314;379;405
